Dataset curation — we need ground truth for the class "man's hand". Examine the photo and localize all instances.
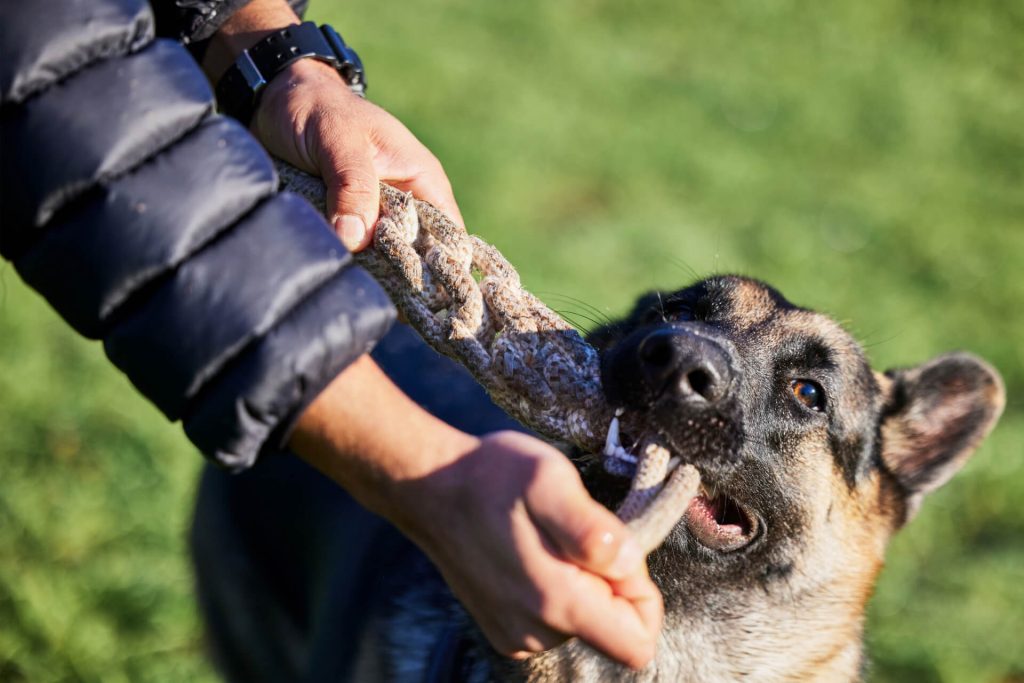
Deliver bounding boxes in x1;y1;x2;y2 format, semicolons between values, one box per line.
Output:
254;59;464;250
203;0;463;251
291;358;662;670
404;431;662;668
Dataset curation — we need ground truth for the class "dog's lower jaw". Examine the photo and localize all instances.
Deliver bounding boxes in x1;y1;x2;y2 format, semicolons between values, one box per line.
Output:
654;607;868;683
508;583;870;683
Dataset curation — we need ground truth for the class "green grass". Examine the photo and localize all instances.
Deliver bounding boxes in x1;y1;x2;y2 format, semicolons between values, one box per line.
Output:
2;0;1022;680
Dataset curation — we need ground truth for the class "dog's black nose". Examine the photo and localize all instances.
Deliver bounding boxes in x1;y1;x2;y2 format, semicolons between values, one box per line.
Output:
638;329;732;404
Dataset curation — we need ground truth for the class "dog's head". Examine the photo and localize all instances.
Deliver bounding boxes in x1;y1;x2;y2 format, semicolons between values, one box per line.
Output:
586;275;1003;670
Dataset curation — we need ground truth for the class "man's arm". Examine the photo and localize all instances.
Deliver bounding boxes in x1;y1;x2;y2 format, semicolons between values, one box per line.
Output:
288;356;660;668
202;0;463;250
0;0;393;472
202;2;664;665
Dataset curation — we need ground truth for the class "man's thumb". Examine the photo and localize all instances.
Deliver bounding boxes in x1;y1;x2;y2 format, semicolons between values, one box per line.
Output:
324;153;380;252
528;470;645;581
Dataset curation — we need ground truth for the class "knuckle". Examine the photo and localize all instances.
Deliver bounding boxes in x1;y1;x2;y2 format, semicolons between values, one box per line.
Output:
574;519;613;562
499;646;525;659
330;155;373;181
311;120;355;161
494;639;522;658
521;456;554;495
425;154;446;177
494;632;548;658
536;589;566;628
334;170;379;202
533;452;574;488
556;502;616;564
560;580;589;627
524;632;566;654
338;179;377;199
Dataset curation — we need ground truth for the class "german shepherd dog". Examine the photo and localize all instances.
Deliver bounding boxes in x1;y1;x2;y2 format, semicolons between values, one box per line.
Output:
193;275;1004;682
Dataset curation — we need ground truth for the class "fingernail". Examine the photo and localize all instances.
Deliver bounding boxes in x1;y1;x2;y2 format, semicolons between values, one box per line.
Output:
335;214;366;250
608;537;644;579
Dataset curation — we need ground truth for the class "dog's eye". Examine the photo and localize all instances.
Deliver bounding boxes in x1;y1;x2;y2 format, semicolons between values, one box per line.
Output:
791;379;826;412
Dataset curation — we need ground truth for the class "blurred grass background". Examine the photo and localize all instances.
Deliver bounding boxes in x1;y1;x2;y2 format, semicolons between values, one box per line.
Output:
2;0;1022;680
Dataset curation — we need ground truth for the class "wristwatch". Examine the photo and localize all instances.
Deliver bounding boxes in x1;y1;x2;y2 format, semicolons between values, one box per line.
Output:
216;21;366;126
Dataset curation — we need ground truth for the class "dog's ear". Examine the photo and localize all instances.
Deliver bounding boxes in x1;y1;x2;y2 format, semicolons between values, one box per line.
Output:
586;290;667;351
878;352;1004;523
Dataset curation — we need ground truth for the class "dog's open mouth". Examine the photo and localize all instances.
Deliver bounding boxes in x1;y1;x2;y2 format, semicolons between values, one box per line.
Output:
603;415;759;553
684;487;759;552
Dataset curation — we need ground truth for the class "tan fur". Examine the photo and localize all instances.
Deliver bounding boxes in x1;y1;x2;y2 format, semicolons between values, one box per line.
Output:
727;279;779;328
520;446;897;682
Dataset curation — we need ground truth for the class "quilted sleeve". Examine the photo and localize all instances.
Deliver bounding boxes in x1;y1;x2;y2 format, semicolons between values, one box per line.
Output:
0;0;396;470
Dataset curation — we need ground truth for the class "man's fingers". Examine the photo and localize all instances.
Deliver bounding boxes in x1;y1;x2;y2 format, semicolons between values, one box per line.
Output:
608;564;664;648
322;149;381;252
389;167;465;229
493;625;568;659
565;572;661;670
526;465;645;581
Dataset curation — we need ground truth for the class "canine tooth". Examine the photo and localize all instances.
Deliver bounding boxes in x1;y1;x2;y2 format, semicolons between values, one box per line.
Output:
604;417;621;456
615;446;638;464
667;456;681;472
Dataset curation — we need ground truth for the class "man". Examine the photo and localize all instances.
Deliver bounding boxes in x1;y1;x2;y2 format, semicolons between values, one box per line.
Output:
0;0;659;676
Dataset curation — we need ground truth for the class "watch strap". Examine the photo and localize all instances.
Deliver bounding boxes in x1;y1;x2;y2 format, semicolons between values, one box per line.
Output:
216;22;366;126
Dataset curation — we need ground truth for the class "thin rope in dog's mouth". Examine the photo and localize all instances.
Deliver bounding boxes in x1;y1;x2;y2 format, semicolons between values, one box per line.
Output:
601;414;760;553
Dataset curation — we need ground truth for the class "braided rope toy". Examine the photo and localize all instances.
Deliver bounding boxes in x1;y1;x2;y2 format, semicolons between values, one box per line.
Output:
277;162;700;555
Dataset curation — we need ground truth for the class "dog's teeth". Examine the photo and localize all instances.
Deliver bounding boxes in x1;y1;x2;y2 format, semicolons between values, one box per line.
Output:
604;417;621;456
603;417;641;465
615;446;638;464
614;407;625;417
667;456;681;472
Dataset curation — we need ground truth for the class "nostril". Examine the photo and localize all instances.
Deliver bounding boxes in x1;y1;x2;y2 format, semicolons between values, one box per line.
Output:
636;330;732;403
640;336;674;369
686;368;714;400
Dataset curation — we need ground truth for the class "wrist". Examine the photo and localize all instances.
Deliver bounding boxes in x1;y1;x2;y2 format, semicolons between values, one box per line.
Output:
258;56;348;115
212;18;367;128
288;356;481;533
202;0;299;81
386;424;482;543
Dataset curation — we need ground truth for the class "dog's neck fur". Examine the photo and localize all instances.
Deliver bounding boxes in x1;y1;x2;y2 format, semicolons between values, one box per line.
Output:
515;572;875;682
507;466;893;683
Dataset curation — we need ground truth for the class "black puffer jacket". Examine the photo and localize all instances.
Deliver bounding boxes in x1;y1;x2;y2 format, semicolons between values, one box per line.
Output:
0;0;396;470
150;0;309;57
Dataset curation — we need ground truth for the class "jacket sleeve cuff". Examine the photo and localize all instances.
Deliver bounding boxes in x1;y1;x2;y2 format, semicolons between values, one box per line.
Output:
182;264;396;471
151;0;310;58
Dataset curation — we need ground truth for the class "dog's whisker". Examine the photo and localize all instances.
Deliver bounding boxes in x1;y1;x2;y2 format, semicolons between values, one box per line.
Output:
550;308;606;334
538;292;615;326
662;254;702;282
